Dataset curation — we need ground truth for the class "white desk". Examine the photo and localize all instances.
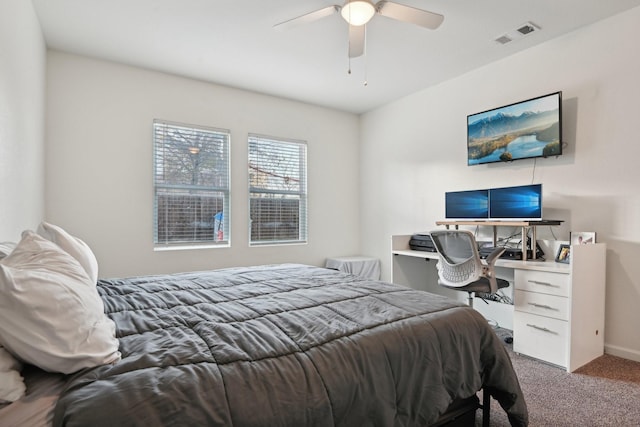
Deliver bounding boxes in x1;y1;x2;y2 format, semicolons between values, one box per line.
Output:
391;234;606;372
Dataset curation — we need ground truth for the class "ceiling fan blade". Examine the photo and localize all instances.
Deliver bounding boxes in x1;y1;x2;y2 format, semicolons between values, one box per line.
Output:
376;1;444;29
274;5;339;31
348;24;365;58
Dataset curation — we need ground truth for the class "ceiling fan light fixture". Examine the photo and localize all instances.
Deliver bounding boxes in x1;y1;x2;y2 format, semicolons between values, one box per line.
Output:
341;0;375;26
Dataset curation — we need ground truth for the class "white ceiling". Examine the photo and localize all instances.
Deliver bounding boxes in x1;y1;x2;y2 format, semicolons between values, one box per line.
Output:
32;0;640;114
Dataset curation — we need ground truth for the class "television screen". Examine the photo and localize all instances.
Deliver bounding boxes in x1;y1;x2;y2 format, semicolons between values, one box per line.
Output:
489;184;542;220
445;189;489;219
467;92;562;165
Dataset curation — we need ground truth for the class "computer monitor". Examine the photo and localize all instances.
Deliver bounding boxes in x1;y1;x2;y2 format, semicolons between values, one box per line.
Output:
489;184;542;220
445;189;489;219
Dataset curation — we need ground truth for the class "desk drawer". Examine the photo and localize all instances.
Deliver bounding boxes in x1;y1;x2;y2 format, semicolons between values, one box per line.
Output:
514;289;568;321
514;311;568;367
515;269;569;297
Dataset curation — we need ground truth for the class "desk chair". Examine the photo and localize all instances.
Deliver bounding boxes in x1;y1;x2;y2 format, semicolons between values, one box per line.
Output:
429;230;509;307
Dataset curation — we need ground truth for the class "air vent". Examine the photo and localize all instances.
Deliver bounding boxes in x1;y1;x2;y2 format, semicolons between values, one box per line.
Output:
495;35;512;45
517;23;537;35
495;21;540;45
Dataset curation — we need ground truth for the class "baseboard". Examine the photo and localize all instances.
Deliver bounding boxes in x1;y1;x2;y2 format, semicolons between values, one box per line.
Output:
604;343;640;363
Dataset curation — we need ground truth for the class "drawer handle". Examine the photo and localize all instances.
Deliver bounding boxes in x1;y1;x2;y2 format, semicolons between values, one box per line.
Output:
528;280;559;287
527;302;557;311
526;323;558;334
528;280;560;288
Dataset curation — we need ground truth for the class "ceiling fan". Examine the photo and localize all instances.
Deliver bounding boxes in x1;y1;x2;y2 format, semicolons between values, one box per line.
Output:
274;0;444;58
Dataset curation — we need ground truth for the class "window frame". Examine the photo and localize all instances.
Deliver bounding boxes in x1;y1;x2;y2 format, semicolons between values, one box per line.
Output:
153;119;231;250
248;134;308;246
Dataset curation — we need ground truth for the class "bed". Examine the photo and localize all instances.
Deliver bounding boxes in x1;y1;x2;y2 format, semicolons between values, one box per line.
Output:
2;261;527;426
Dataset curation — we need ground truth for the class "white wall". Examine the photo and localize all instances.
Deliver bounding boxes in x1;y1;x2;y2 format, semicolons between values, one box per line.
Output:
0;0;46;240
20;0;640;362
360;7;640;361
45;52;361;278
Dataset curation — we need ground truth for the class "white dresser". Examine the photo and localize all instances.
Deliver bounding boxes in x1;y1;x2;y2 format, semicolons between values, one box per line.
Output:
513;243;606;371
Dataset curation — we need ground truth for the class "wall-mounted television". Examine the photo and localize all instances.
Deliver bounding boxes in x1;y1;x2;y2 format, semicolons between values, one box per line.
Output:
445;184;543;220
467;92;562;166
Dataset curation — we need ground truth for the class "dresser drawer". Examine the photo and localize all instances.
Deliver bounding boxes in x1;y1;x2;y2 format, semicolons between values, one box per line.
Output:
514;289;569;321
515;269;569;297
514;311;568;367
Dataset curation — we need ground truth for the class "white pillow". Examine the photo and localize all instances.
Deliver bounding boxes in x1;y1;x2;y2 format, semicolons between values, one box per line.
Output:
36;221;99;284
0;242;16;260
0;231;120;374
0;347;25;403
0;370;26;403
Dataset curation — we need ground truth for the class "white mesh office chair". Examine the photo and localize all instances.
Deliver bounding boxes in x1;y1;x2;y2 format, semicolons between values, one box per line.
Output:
429;230;509;307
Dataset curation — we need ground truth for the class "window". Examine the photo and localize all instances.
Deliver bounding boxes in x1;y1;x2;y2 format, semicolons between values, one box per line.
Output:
153;120;230;248
248;134;307;245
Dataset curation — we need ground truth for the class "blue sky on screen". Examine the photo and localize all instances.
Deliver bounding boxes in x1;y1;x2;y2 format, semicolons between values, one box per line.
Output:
469;94;559;123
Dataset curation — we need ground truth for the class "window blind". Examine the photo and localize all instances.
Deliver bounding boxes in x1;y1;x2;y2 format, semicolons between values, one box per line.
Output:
248;134;307;245
153;120;230;247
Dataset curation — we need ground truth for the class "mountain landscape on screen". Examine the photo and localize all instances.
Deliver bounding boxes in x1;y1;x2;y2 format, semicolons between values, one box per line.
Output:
467;93;562;165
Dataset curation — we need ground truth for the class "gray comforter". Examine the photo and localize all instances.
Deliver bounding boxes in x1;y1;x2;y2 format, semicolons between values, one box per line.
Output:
53;264;528;426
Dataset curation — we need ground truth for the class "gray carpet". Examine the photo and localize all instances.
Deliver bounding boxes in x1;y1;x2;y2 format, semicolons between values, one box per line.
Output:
475;330;640;426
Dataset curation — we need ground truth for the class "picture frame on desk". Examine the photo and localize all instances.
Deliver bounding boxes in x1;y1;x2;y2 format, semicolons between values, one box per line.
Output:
555;244;571;264
570;231;596;245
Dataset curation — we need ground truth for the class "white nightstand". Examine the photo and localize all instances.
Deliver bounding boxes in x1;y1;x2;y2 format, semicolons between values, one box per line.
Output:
325;256;381;280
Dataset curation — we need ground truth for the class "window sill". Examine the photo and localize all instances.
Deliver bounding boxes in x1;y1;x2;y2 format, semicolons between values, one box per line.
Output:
249;241;308;247
154;243;230;252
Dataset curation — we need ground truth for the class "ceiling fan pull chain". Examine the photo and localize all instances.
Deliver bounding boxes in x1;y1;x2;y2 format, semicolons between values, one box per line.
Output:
347;8;352;75
363;24;368;86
